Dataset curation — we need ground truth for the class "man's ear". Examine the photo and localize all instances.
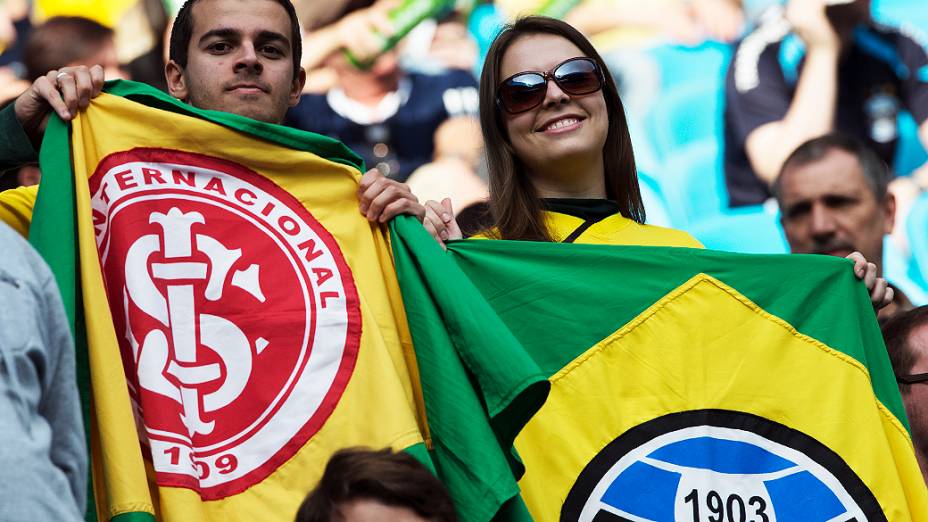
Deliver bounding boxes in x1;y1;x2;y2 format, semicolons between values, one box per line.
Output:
165;60;189;101
289;67;307;107
883;190;897;235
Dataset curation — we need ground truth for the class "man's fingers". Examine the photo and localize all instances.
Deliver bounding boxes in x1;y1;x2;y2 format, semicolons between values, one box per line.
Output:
846;251;866;278
73;68;94;108
35;74;71;120
883;285;895;308
863;262;878;290
90;65;105;95
56;72;79;117
870;277;888;306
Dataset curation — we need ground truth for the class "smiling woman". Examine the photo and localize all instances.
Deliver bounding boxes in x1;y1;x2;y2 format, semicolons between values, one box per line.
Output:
424;16;700;247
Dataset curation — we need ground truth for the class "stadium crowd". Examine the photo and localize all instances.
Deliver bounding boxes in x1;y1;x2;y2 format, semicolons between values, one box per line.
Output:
1;0;928;519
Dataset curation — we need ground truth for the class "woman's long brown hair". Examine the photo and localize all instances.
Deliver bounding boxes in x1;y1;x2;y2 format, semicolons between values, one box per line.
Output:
479;16;645;241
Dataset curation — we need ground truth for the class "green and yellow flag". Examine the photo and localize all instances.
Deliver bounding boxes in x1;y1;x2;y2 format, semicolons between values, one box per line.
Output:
28;80;543;522
391;218;928;521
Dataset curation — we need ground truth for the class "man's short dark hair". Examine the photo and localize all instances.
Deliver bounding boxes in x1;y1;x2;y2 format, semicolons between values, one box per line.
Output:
23;16;114;81
295;448;457;522
168;0;303;80
881;305;928;391
773;133;891;201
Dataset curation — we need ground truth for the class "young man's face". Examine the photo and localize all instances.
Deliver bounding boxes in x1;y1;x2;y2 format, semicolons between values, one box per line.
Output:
166;0;305;124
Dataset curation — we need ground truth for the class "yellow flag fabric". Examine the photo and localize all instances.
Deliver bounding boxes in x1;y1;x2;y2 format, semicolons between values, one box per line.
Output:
58;88;426;520
390;234;928;521
521;274;926;520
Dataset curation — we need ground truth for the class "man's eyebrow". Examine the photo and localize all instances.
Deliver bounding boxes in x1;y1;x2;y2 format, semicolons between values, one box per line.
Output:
198;28;240;45
255;30;291;49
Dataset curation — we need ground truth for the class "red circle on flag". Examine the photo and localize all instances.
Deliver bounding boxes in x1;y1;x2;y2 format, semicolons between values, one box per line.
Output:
90;148;361;498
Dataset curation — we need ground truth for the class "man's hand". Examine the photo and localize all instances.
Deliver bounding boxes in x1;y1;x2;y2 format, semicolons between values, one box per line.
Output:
14;65;105;144
358;168;425;223
847;251;894;309
423;198;463;249
786;0;841;51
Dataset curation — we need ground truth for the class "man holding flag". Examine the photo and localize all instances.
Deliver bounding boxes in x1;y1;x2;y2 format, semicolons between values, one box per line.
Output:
2;0;425;231
0;1;544;521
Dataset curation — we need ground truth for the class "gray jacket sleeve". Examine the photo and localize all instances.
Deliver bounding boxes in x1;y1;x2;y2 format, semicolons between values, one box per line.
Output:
37;265;87;516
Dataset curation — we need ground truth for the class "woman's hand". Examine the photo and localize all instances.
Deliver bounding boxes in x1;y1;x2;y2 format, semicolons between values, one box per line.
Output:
846;251;894;309
423;198;462;249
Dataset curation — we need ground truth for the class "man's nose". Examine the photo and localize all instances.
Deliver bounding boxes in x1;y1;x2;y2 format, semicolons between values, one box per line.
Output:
234;43;263;74
809;202;837;238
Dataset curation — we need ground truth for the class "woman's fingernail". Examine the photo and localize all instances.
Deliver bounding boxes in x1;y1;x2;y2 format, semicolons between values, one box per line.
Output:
442;213;452;222
440;231;449;240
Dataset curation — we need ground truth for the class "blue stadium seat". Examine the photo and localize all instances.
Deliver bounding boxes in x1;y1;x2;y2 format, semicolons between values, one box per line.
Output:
894;111;928;177
884;236;928;305
646;40;733;92
646;81;725;157
906;192;928;290
873;0;928;33
638;171;673;227
688;204;789;254
654;141;728;227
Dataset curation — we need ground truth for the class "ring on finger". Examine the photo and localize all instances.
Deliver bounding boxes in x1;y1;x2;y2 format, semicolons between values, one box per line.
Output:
56;72;70;82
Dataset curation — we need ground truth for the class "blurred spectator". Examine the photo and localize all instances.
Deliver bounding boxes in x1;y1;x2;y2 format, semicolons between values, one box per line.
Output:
0;220;86;521
881;305;928;484
562;0;745;46
774;133;912;320
724;0;928;207
23;16;126;81
0;0;32;104
1;15;129;193
287;2;478;182
295;447;457;522
406;116;487;213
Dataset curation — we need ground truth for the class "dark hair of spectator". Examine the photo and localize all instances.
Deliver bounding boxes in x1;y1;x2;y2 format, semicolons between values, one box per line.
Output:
478;16;644;241
774;133;891;201
294;448;457;522
881;305;928;392
23;17;114;81
169;0;303;80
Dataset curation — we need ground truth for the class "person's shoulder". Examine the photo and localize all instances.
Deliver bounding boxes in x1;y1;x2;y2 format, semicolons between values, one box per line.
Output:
867;20;928;60
625;221;705;249
0;220;52;288
730;10;792;93
286;92;333;126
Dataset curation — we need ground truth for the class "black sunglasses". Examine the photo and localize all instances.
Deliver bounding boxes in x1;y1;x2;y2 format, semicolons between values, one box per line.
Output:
897;372;928;385
497;57;604;114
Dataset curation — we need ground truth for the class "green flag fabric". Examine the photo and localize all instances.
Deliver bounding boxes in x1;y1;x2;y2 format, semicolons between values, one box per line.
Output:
391;216;928;521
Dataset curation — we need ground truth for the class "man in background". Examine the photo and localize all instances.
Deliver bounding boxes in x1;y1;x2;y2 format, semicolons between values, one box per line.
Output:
774;133;913;320
881;306;928;485
286;1;478;182
725;0;928;207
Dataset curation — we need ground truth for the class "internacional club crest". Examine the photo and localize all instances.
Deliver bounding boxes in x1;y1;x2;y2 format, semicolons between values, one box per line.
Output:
89;148;361;498
562;410;885;522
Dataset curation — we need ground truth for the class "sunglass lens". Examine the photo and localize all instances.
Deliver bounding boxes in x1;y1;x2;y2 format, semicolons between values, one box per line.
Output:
555;59;601;95
500;73;546;113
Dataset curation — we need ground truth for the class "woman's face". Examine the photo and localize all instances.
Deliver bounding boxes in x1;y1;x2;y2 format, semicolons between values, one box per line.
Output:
498;34;609;179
